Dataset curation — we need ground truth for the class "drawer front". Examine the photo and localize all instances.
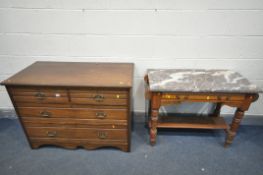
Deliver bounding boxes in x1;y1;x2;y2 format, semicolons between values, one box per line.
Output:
12;96;69;104
26;127;127;140
70;89;128;106
21;117;127;129
17;107;127;120
70;89;128;99
71;98;127;106
160;93;246;106
30;138;128;147
187;95;245;101
10;87;68;97
10;87;69;105
161;94;245;101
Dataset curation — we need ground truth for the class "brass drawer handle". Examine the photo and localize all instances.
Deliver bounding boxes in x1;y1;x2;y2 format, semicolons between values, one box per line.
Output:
46;131;57;137
94;94;104;102
35;92;46;100
98;131;108;139
40;111;51;118
96;112;107;119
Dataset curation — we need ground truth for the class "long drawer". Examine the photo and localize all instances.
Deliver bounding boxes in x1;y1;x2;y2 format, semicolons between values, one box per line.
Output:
25;127;127;140
29;138;128;151
21;117;127;129
17;107;127;120
161;93;245;101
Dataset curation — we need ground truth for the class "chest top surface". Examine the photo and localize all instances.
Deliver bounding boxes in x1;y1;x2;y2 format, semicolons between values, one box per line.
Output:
147;69;262;93
1;61;134;88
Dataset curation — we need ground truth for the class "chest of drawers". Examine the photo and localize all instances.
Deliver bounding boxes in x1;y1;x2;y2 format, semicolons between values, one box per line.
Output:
1;62;134;152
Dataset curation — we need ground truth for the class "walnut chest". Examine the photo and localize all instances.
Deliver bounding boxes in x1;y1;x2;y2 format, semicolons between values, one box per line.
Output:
1;61;134;152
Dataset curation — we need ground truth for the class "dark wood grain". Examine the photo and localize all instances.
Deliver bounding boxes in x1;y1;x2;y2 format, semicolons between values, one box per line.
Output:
1;61;134;88
17;107;127;120
9;87;68;96
21;118;127;129
1;62;133;152
12;96;69;104
70;89;128;98
30;138;129;151
71;97;128;106
26;127;127;140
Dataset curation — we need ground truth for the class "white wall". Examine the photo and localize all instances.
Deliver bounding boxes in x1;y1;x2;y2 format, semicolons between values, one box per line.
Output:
0;0;263;115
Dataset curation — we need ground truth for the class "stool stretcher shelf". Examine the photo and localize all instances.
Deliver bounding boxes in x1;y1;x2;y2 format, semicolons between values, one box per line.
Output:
157;116;228;129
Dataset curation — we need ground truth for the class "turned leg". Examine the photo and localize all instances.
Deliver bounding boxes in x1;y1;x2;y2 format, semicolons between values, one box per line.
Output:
146;100;152;128
148;93;161;146
224;108;245;147
213;103;222;117
150;109;159;145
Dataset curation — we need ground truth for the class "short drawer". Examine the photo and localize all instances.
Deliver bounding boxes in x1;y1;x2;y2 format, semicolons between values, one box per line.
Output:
10;87;68;97
71;98;127;106
17;107;128;120
70;89;128;99
10;87;69;106
12;96;69;104
70;89;128;106
10;87;69;105
26;127;127;140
